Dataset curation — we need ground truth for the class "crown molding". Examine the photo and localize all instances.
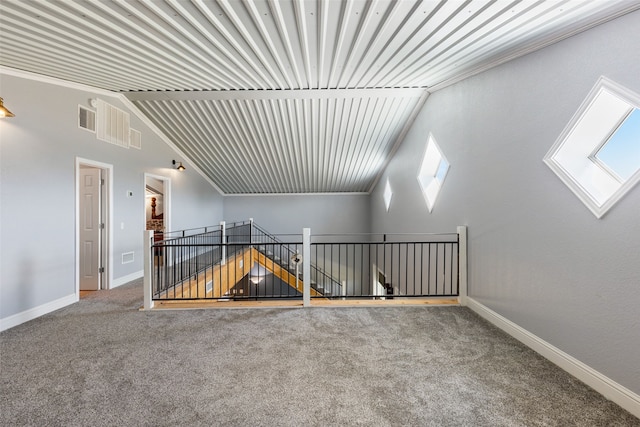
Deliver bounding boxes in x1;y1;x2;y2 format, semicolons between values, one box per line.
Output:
0;66;118;97
223;192;369;197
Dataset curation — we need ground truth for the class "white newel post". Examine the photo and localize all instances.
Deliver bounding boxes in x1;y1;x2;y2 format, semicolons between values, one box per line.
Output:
220;221;226;265
303;227;311;307
457;225;468;306
372;264;381;300
143;230;154;310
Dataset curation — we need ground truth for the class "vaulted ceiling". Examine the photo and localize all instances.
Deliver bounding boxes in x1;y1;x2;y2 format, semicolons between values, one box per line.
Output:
2;0;639;194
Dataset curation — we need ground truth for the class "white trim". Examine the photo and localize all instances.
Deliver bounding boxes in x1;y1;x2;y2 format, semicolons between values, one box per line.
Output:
467;297;640;419
76;158;113;295
143;231;154;310
456;226;468;306
417;133;450;213
302;228;311;307
126;87;427;102
144;173;171;234
223;192;370;197
112;270;144;289
0;294;77;332
0;66;118;97
544;76;640;218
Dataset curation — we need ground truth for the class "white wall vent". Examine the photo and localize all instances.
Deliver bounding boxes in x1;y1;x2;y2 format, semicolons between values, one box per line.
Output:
78;105;96;132
121;251;134;264
96;99;130;148
129;128;142;149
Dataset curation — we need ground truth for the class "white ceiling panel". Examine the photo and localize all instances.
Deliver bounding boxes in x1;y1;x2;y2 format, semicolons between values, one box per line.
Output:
130;88;426;193
1;0;639;193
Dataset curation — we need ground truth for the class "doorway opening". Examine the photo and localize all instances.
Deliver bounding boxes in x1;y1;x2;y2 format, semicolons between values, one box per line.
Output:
76;158;112;298
144;174;170;266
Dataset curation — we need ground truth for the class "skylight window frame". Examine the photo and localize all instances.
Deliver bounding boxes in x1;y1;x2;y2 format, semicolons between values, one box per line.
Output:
590;108;640;183
417;133;450;213
544;76;640;218
383;178;393;212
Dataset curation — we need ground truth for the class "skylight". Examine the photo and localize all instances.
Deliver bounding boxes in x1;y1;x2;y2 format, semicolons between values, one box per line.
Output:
417;134;450;212
593;108;640;182
544;77;640;218
383;178;393;212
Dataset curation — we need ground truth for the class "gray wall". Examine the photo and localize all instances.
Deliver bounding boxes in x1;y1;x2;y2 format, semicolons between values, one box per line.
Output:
371;10;640;395
0;73;223;320
223;194;371;236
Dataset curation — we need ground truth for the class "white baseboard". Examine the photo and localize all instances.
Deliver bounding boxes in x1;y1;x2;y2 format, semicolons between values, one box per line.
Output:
467;297;640;419
0;271;143;332
0;293;78;332
111;270;143;288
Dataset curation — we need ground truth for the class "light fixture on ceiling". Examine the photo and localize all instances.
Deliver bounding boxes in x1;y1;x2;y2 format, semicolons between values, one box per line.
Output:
249;263;267;285
249;275;263;285
172;160;185;171
0;97;15;118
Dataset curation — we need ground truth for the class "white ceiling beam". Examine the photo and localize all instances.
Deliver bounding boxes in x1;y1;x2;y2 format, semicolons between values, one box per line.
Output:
125;87;427;101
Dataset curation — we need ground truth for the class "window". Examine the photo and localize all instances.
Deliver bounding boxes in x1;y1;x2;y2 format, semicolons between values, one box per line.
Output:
593;109;640;181
417;134;450;212
383;178;393;212
544;77;640;218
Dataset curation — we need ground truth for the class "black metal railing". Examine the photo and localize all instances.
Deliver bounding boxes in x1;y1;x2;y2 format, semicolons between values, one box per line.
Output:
152;226;223;298
150;223;458;302
251;224;343;296
310;234;459;299
151;222;308;301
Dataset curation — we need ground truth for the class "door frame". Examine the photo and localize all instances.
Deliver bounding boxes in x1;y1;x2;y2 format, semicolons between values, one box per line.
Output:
144;173;171;238
75;157;113;297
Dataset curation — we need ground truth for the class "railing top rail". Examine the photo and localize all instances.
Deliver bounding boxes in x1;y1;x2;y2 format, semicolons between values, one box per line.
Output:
158;226;222;242
311;234;459;244
224;220;252;227
151;241;304;248
161;225;221;234
310;240;459;245
311;232;458;237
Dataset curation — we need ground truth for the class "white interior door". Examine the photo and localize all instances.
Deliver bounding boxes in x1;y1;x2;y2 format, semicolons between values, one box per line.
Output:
79;167;102;291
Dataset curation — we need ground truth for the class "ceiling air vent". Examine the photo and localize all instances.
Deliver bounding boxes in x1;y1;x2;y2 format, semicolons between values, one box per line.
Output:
96;99;130;148
78;105;96;132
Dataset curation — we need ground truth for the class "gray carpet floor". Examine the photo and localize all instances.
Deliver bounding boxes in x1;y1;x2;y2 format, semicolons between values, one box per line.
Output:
1;279;638;427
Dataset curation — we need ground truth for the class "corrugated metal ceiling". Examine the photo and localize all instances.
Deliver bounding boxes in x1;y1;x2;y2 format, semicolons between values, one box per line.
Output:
1;0;638;193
